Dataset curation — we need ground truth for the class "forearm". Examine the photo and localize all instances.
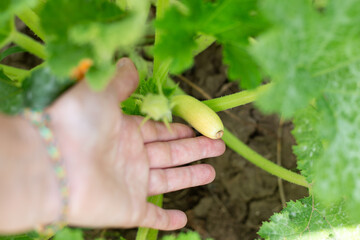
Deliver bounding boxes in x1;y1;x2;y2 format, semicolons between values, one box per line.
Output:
0;114;60;234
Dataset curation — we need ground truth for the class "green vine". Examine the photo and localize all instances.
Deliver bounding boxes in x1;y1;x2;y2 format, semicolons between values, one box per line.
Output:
222;128;309;188
203;84;271;112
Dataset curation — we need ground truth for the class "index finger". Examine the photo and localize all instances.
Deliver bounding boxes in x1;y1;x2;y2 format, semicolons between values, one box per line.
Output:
146;136;226;168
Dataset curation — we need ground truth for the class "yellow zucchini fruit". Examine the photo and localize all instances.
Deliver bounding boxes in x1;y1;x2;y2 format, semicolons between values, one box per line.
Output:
171;95;224;139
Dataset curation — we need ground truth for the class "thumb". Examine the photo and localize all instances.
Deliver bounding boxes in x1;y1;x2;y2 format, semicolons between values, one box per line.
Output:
106;58;139;102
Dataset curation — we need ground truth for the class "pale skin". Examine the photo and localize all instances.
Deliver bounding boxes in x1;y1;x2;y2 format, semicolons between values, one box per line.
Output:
0;58;225;234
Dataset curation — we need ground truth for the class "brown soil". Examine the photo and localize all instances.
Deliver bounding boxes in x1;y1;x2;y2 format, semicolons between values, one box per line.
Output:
2;23;308;240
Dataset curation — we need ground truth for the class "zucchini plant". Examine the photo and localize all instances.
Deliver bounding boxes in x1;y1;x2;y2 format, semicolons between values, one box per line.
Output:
1;0;360;239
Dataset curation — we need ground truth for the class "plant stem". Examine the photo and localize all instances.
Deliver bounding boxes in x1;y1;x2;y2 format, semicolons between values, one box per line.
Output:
203;84;271;112
153;0;171;90
222;128;309;188
135;195;163;240
11;31;46;59
17;8;45;41
155;59;172;92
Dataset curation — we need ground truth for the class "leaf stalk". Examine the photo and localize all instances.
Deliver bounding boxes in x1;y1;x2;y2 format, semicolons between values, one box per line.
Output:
11;31;46;59
203;84;271;112
222;129;309;188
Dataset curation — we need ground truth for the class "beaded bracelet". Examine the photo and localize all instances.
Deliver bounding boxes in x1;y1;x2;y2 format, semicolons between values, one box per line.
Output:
21;108;69;237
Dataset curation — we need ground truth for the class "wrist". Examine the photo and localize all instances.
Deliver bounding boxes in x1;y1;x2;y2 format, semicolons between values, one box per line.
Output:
0;114;61;233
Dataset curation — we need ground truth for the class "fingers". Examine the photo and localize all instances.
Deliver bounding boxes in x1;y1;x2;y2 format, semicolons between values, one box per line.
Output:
130;115;195;143
148;164;215;195
146;136;225;168
106;58;139;102
140;204;187;230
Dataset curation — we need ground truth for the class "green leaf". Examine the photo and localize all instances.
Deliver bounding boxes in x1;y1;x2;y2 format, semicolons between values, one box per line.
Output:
313;65;360;220
252;0;360;117
40;0;148;90
0;69;24;114
258;197;360;240
155;0;267;88
223;43;262;89
22;67;74;110
0;0;37;23
292;106;323;183
253;0;360;221
53;228;83;240
121;97;141;116
45;42;92;79
155;4;197;73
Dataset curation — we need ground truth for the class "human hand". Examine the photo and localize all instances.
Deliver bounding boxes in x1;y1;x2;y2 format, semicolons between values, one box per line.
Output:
46;58;226;230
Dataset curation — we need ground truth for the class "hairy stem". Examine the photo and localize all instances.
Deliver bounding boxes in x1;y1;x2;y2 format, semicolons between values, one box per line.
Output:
203;84;271;112
222;129;309;188
11;31;46;59
153;0;171;90
17;8;45;41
